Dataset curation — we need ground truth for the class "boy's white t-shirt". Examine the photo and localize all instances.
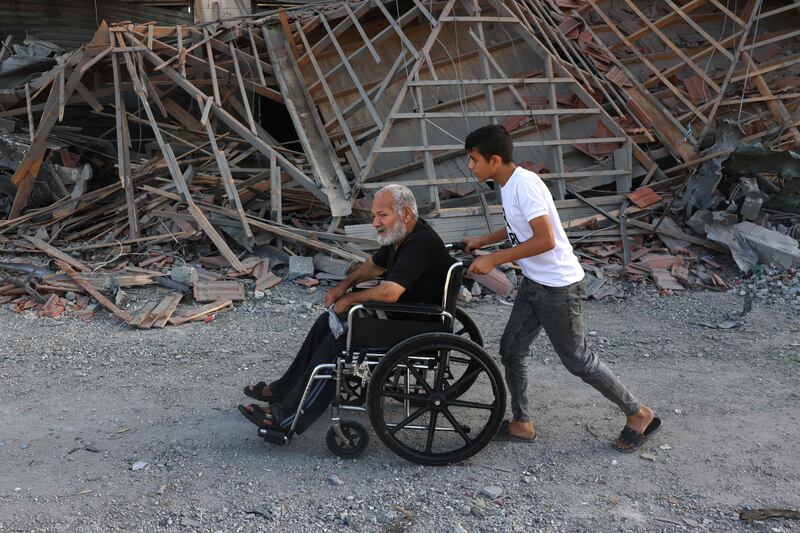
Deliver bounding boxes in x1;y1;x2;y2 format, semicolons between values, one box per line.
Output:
500;166;584;287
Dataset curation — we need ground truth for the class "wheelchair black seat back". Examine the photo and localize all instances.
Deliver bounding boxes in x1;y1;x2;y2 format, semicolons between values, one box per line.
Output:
260;260;507;466
347;258;466;350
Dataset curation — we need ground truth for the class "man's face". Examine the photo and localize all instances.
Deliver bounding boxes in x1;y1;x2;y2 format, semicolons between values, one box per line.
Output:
371;192;409;246
467;148;499;182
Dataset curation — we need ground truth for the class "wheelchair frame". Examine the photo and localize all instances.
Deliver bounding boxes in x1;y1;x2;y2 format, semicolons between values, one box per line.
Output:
258;261;506;465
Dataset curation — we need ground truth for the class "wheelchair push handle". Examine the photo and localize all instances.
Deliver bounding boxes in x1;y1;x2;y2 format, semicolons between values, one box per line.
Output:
446;241;468;252
445;242;473;271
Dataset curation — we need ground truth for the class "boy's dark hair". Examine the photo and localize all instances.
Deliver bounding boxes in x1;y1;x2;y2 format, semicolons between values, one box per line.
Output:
464;124;514;164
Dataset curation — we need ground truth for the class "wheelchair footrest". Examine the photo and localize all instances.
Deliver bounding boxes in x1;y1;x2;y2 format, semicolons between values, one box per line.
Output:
258;427;290;445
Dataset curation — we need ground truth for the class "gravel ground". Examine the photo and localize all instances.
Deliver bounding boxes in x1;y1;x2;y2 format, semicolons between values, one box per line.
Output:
1;282;799;532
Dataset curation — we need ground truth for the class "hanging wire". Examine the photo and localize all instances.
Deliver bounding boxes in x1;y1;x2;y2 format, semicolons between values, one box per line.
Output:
683;0;732;138
736;0;764;123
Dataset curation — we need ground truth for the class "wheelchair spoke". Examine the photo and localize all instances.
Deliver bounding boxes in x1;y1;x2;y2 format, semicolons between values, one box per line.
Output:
448;355;473;365
389;404;430;436
446;399;495;410
432;350;450;391
380;389;428;403
444;366;484;396
405;363;434;394
440;405;472;445
425;410;439;453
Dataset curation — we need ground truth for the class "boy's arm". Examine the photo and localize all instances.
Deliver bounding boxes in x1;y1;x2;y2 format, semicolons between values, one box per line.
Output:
468;215;555;275
462;227;508;252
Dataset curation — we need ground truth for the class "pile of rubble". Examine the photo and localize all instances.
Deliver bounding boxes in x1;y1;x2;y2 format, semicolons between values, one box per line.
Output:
0;0;798;326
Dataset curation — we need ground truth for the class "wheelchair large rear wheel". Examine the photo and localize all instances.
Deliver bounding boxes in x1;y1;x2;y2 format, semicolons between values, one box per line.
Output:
445;308;485;399
367;333;505;466
453;307;483;346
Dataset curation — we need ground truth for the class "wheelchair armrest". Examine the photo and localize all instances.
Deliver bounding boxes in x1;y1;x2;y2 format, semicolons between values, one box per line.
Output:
361;302;444;315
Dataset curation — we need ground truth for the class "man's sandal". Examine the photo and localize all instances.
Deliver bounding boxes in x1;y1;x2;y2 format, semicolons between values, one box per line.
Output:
243;382;275;402
238;403;277;429
614;416;662;453
493;420;536;443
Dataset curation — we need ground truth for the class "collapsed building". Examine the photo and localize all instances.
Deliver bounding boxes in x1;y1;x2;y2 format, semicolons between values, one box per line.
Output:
0;0;798;325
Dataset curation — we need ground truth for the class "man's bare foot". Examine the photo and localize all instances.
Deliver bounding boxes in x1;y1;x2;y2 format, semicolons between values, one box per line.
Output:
614;405;657;451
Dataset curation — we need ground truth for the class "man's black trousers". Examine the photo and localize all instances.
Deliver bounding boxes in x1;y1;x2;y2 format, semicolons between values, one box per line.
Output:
268;312;346;434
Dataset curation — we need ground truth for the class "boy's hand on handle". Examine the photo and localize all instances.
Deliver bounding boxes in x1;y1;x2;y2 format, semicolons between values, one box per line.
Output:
467;255;495;276
461;236;483;253
323;285;347;307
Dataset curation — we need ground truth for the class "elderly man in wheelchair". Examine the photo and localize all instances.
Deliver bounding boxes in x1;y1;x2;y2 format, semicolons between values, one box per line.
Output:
240;184;506;465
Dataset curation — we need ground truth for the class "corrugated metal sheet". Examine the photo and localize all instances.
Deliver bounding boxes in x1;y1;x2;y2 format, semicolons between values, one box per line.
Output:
0;1;191;50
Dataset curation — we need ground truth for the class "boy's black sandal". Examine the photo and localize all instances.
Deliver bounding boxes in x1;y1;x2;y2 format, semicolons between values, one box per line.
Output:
614;416;662;453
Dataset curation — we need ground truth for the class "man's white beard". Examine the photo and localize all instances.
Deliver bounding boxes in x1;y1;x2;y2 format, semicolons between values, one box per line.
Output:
376;221;408;246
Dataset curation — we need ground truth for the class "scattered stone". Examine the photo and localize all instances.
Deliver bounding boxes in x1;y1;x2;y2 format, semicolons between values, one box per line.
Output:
180;517;201;528
289;256;315;278
170;265;198;285
674;409;682;415
659;444;673;450
458;286;472;304
114;289;129;307
19;442;29;449
301;301;313;311
479;485;503;500
640;452;657;462
132;461;148;471
253;290;266;301
470;283;482;297
682;517;699;528
470;504;485;518
64;292;77;302
327;474;344;486
452;524;468;533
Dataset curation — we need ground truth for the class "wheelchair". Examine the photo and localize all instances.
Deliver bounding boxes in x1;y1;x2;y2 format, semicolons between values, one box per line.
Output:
257;254;507;466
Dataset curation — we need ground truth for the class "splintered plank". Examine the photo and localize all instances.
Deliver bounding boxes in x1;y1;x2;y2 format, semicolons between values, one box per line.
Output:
130;300;159;328
253;259;282;291
24;235;91;272
56;260;133;324
169;299;233;326
193;281;245;303
138;293;183;329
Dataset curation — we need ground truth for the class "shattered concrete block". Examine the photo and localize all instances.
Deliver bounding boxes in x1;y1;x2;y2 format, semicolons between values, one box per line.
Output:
735;222;800;270
687;210;712;235
170;265;198;285
651;269;684;291
740;196;763;221
289;256;315;278
313;253;353;276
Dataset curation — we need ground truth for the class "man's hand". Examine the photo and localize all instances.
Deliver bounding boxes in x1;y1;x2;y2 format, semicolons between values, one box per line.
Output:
461;236;483;253
468;254;496;276
333;296;352;315
324;284;347;307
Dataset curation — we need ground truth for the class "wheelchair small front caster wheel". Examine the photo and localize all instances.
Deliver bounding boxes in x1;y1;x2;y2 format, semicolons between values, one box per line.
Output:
326;421;369;459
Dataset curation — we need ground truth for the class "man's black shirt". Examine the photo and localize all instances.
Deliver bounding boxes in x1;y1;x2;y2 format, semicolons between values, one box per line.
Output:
371;219;455;305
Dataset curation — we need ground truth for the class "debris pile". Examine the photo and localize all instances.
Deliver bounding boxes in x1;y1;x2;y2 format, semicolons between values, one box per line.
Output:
0;0;799;325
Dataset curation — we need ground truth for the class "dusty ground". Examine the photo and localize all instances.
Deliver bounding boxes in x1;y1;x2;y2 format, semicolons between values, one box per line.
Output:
0;282;799;532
